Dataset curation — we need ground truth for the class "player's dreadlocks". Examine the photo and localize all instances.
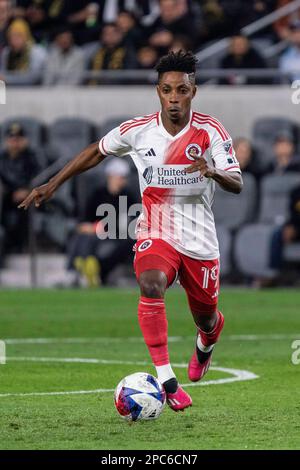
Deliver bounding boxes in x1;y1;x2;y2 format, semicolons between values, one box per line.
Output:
155;50;197;82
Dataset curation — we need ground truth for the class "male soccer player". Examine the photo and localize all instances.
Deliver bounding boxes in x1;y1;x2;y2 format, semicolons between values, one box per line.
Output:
19;51;243;412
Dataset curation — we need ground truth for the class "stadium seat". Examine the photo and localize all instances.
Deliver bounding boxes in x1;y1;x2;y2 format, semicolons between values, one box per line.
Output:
259;173;300;224
234;223;277;278
213;173;257;231
47;118;95;163
252;117;298;167
0;117;44;149
216;224;232;276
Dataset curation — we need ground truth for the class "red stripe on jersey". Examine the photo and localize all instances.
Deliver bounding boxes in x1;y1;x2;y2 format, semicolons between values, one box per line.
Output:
193;112;230;139
120;114;157;135
224;165;240;171
120;113;158;133
120;112;157;130
193;117;227;141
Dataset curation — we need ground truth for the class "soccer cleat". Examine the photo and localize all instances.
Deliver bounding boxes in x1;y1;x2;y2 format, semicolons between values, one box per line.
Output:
188;348;213;382
165;385;192;412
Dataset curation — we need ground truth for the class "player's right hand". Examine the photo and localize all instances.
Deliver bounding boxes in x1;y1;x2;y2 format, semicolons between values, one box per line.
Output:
17;182;56;210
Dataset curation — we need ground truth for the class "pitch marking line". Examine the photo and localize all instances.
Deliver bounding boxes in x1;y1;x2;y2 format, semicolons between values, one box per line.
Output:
4;334;299;345
0;357;259;397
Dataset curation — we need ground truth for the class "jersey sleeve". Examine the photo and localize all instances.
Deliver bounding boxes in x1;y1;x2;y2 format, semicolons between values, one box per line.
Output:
99;124;132;157
210;127;241;173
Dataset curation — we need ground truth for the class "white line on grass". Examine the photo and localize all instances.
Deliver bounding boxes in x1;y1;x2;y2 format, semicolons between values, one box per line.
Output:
4;334;300;345
0;357;258;397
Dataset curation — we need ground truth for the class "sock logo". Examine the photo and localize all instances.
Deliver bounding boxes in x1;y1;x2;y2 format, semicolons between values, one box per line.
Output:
138;239;153;252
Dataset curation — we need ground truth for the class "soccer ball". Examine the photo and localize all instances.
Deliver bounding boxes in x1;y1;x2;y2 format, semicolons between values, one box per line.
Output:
114;372;166;422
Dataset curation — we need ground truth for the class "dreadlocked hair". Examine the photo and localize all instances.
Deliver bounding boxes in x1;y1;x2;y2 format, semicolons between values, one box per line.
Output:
155;50;197;78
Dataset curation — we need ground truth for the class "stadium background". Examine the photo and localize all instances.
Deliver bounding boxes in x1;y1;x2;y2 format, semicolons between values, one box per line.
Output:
1;0;300;451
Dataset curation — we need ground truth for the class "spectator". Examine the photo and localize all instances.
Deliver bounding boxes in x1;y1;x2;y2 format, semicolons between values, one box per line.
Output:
273;0;300;40
116;10;143;51
220;35;268;85
137;45;158;69
261;184;300;287
267;131;300;174
62;158;138;287
43;27;84;85
234;137;262;180
0;0;11;55
147;0;196;54
0;18;47;85
0;123;41;252
196;0;230;43
169;34;193;53
13;0;68;43
67;1;102;45
279;20;300;82
88;22;136;83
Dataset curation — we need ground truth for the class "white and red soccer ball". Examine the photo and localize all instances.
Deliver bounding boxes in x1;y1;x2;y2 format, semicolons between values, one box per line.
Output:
114;372;166;422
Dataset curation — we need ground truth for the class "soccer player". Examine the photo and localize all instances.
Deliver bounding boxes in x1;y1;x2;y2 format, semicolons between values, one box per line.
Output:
19;51;243;412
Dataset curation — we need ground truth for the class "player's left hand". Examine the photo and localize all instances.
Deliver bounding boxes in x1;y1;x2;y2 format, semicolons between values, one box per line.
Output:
185;157;216;178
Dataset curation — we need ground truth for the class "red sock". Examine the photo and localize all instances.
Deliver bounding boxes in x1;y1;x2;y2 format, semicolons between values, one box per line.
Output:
138;296;169;366
198;311;225;347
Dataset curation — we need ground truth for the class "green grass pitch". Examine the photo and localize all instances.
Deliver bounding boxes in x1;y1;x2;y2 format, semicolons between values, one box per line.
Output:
0;288;300;450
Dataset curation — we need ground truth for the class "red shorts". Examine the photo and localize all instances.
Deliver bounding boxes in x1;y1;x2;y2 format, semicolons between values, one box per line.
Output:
134;238;220;313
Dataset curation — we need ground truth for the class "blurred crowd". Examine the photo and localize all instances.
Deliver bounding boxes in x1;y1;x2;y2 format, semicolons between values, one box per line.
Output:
0;0;300;85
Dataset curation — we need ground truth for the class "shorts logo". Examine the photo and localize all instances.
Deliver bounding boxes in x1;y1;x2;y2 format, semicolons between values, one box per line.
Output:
138;240;153;252
143;166;153;184
185;143;202;161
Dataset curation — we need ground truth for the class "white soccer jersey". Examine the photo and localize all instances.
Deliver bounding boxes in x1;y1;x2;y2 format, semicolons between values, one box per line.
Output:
99;111;241;260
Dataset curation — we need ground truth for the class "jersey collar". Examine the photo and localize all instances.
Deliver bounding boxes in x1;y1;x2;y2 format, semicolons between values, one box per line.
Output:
157;110;193;140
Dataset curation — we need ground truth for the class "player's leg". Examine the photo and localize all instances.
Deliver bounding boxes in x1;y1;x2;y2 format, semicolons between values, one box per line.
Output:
134;239;192;411
180;257;225;381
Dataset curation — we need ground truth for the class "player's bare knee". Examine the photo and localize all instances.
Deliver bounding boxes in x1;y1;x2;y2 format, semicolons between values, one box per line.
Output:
139;270;167;298
192;310;218;332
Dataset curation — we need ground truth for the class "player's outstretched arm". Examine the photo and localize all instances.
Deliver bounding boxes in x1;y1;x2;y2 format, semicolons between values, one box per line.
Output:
18;142;104;210
186;157;243;194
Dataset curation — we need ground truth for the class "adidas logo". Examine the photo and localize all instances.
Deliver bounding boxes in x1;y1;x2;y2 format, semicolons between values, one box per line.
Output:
145;148;156;157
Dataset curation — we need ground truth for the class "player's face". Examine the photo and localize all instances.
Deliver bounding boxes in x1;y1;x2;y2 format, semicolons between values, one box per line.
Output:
157;72;197;123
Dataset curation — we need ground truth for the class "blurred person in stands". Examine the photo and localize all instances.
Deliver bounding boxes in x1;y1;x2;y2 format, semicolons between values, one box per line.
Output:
147;0;196;53
12;0;68;43
116;10;143;51
196;0;230;43
0;0;12;55
0;18;46;85
0;123;41;252
62;158;137;287
233;137;262;180
136;45;158;69
88;22;136;83
169;34;193;53
267;131;300;174
279;20;300;81
219;35;267;85
43;27;84;85
273;0;300;40
268;184;300;283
